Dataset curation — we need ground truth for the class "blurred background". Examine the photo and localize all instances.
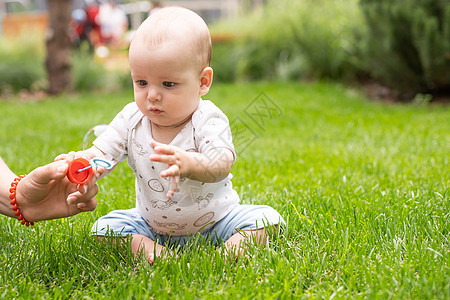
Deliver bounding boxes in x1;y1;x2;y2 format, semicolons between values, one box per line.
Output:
0;0;449;103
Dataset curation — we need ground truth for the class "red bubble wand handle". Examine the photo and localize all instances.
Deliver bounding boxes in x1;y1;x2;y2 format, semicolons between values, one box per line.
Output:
67;158;111;184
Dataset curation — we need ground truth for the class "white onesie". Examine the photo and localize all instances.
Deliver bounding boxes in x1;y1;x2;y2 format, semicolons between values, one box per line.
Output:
93;100;240;236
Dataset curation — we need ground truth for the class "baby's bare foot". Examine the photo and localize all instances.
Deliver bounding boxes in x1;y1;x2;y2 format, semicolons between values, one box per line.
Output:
219;246;245;263
147;249;176;265
147;252;156;265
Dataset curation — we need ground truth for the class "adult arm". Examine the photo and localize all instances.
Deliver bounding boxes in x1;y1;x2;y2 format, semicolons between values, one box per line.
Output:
0;157;101;222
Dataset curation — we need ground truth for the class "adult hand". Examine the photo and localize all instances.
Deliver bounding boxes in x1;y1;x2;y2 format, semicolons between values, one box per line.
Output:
15;160;103;222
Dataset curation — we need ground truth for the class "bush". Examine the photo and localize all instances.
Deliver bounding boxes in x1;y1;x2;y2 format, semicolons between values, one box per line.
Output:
210;41;240;83
0;60;43;93
0;36;45;93
211;0;365;82
72;46;132;93
72;48;107;92
359;0;450;99
0;35;130;95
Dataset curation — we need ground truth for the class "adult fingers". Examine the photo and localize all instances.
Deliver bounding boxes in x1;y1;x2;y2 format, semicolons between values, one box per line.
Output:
75;164;103;195
74;180;99;200
76;197;98;212
28;160;68;185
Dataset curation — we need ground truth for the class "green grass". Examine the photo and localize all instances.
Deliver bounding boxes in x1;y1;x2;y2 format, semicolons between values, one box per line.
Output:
0;82;448;299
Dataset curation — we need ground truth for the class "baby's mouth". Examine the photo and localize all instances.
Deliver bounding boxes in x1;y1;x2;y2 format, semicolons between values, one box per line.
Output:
150;108;163;114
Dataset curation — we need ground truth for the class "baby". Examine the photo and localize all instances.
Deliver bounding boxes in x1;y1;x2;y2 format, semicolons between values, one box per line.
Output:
59;7;284;263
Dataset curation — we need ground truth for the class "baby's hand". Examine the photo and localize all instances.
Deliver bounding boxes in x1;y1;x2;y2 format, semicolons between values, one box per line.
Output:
55;147;103;163
150;141;189;199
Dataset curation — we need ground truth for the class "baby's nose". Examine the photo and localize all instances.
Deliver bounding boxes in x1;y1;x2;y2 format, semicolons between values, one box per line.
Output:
147;87;161;101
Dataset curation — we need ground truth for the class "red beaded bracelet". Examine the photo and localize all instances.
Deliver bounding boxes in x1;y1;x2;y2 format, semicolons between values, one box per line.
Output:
9;175;34;226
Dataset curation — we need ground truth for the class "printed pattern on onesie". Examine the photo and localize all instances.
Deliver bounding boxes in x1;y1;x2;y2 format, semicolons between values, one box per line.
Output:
93;100;240;236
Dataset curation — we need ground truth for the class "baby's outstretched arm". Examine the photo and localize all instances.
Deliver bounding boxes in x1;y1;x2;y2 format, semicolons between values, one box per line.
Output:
150;141;234;199
55;146;105;163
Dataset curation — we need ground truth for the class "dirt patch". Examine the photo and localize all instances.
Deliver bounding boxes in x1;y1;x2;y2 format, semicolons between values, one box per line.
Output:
363;81;399;103
0;90;49;102
362;80;449;105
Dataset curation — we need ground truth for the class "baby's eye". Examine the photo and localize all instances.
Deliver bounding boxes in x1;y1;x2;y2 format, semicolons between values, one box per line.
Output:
162;81;176;88
136;80;147;87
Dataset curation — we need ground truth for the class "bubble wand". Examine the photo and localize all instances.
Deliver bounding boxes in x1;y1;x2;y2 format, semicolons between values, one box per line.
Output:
67;124;112;184
67;157;112;184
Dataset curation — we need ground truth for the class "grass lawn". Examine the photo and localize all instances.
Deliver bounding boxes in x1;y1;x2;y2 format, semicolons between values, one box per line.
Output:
0;82;448;299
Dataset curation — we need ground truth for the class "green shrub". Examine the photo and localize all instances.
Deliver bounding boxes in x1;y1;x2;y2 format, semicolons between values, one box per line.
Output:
0;60;43;93
0;35;130;95
211;41;240;82
115;70;133;91
72;48;107;92
359;0;450;99
0;36;45;93
211;0;365;82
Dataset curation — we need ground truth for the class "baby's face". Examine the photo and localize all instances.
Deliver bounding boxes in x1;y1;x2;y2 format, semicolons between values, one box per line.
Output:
129;39;203;128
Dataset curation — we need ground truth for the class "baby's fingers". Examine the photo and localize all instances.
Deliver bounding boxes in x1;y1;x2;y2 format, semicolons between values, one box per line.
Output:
150;154;177;165
152;143;175;155
160;164;179;178
54;151;78;162
166;175;180;199
54;153;68;161
64;151;78;163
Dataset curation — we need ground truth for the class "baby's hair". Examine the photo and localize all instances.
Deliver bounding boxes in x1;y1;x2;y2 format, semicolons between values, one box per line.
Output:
133;7;211;69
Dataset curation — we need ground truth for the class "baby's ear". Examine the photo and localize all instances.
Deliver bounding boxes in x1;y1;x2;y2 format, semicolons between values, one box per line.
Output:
199;67;213;96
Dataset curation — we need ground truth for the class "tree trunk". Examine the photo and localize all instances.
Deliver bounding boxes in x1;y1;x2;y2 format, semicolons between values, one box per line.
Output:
45;0;72;95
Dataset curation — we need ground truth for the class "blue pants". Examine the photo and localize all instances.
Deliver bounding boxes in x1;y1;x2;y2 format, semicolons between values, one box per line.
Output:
91;204;284;247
